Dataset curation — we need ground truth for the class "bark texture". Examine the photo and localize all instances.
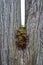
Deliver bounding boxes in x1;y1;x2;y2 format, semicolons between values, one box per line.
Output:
0;0;43;65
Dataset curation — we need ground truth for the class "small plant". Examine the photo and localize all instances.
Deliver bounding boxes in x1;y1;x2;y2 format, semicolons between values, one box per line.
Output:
16;27;28;49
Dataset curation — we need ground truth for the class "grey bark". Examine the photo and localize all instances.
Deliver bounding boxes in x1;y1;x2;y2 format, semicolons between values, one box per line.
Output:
0;0;43;65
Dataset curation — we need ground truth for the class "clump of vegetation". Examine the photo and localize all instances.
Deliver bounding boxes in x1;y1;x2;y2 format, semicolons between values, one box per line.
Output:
16;27;28;49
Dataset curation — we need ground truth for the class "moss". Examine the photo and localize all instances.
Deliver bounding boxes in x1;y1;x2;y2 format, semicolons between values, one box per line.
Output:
18;27;26;34
18;36;23;41
16;26;28;48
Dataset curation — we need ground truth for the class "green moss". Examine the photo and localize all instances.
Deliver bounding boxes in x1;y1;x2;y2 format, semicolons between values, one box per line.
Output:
16;27;26;41
16;26;27;48
18;36;23;41
18;27;26;34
